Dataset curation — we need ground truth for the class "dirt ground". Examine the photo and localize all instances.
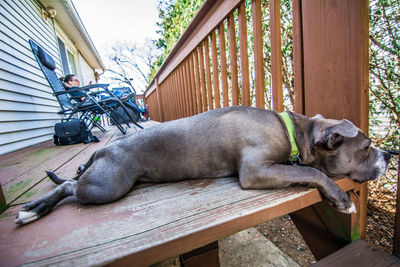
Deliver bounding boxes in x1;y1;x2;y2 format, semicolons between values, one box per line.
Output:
256;215;316;266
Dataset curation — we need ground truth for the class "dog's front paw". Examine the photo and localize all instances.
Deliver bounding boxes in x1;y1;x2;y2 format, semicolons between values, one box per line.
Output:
342;202;356;214
333;200;356;214
330;197;356;214
322;185;356;214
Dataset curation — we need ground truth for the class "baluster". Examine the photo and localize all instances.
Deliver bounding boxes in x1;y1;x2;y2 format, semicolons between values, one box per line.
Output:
238;2;250;106
228;12;239;106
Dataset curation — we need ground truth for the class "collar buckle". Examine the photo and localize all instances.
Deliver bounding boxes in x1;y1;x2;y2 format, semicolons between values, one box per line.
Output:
289;152;301;164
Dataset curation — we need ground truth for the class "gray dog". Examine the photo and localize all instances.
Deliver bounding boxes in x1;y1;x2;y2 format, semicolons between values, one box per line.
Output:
16;106;390;225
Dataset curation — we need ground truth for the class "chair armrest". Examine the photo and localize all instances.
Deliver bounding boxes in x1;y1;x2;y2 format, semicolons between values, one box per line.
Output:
53;90;70;96
78;84;110;91
63;85;109;95
64;87;87;93
63;85;109;97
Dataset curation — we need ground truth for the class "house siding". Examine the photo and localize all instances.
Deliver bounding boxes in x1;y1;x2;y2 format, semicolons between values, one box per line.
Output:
0;0;100;155
0;0;63;155
79;52;96;85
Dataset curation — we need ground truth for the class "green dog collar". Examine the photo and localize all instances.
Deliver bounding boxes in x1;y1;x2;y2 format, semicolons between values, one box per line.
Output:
279;112;300;162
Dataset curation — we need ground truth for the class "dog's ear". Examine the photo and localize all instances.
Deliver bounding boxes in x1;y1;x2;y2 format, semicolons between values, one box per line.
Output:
313;114;325;119
315;120;359;150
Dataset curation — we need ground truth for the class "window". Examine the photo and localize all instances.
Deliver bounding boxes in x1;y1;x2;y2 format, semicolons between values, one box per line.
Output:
57;37;69;74
67;50;76;74
57;37;76;75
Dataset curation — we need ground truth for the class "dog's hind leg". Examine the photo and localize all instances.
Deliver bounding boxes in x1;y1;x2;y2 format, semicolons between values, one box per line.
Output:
72;149;139;204
74;168;137;205
15;180;77;225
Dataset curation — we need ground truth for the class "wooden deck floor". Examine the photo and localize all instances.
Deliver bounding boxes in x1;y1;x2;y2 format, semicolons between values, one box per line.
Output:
0;122;360;266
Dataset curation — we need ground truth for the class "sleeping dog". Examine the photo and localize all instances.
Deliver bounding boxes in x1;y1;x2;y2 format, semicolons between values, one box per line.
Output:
15;106;391;225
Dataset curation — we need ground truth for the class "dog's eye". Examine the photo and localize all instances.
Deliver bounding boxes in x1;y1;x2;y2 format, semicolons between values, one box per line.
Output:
363;143;370;151
361;139;371;151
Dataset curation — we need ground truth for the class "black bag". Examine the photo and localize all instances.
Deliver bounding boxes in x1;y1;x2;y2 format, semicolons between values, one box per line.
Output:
53;119;99;146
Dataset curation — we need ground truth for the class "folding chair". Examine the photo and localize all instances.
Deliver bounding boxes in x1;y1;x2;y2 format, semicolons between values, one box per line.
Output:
29;39;143;134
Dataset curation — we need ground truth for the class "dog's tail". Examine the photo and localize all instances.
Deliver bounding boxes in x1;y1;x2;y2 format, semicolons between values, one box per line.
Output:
45;171;67;185
46;152;96;185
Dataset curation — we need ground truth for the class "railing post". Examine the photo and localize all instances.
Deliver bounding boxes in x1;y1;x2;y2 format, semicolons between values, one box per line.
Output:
290;0;370;259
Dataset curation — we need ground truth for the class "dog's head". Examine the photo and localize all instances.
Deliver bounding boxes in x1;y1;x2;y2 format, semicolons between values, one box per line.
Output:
310;115;391;182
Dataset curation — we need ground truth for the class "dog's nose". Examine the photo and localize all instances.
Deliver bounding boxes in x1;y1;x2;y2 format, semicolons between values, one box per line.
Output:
383;151;391;162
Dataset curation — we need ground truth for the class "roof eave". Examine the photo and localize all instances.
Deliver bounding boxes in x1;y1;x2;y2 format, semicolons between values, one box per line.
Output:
39;0;105;71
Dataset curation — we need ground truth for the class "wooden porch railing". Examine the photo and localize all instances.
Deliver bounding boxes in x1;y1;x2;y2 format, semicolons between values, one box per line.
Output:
144;0;297;122
144;0;372;260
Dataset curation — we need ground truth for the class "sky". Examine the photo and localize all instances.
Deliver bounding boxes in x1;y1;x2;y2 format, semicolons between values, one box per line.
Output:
72;0;161;91
72;0;160;50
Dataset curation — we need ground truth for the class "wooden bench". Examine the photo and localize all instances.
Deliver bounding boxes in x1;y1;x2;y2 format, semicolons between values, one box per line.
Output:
0;178;359;266
0;122;362;266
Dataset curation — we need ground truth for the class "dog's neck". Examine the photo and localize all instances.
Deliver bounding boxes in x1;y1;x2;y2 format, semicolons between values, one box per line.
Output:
288;112;318;165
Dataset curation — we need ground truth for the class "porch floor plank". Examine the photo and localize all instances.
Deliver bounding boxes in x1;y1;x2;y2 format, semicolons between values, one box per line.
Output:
0;129;116;206
9;128;121;206
0;132;104;204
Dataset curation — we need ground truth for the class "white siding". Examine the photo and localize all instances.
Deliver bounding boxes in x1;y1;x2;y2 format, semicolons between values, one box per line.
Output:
78;52;96;85
0;0;63;155
0;0;99;155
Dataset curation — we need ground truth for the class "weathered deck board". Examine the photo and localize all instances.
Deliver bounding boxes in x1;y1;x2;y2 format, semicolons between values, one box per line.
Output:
0;122;157;207
0;179;300;266
1;130;111;205
0;120;360;267
9;129;119;206
0;142;85;186
0;141;56;184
